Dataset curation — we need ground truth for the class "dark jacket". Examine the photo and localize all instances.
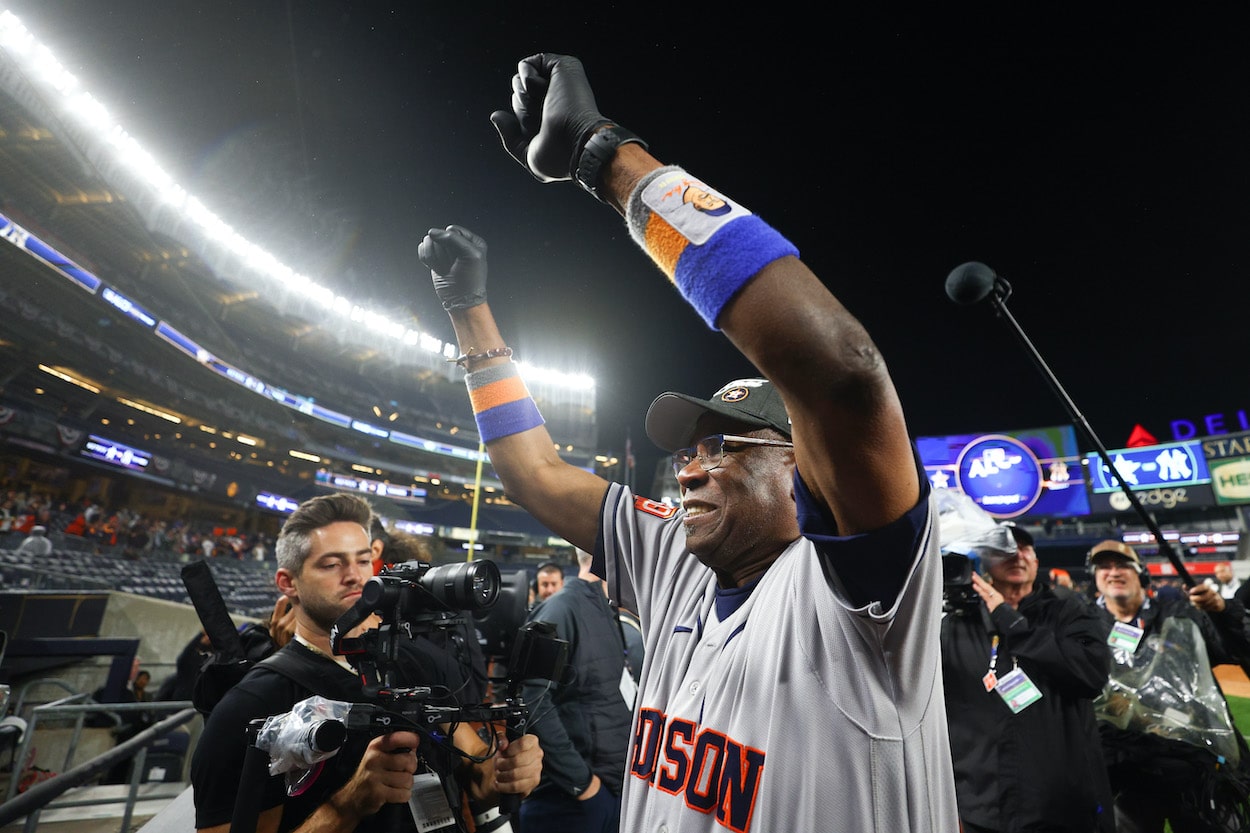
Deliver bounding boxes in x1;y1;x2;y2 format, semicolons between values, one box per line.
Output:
1094;593;1250;783
942;580;1115;832
192;639;466;832
521;576;631;797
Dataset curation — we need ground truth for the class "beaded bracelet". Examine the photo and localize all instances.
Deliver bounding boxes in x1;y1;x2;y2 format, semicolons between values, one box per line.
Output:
450;346;513;368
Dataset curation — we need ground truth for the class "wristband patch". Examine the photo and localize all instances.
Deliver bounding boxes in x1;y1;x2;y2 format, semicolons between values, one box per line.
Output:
627;166;799;329
639;168;751;245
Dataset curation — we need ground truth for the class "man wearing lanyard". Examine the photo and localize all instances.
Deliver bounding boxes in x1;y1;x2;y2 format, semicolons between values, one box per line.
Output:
1090;539;1250;831
941;523;1114;832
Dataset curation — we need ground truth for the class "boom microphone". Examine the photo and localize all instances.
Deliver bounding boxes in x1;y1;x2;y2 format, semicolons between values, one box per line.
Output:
944;261;1194;586
940;261;1010;306
945;261;1007;306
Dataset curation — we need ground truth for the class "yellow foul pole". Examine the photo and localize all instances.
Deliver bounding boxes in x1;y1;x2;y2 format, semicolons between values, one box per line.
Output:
467;439;486;561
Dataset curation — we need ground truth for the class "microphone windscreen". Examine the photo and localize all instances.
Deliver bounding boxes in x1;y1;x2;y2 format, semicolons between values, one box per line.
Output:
945;262;997;305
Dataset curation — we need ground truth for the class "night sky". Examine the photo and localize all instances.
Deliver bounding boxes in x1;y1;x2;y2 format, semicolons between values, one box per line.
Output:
6;3;1247;478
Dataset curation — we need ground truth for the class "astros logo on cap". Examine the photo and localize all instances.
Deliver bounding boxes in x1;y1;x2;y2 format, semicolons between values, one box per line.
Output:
716;379;766;402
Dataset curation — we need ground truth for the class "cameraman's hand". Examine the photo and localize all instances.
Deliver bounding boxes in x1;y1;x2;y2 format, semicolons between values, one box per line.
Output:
493;731;543;797
971;572;1005;613
490;53;611;183
418;225;488;311
329;731;420;821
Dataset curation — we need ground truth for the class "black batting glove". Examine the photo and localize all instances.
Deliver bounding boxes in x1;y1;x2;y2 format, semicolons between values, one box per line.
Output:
490;53;611;183
418;225;488;311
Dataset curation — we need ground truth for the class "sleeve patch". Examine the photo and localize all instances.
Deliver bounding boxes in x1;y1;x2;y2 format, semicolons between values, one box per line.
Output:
634;496;678;519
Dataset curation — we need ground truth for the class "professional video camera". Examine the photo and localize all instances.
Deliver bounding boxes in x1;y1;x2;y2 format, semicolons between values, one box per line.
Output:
235;559;568;833
942;552;980;612
330;559;504;693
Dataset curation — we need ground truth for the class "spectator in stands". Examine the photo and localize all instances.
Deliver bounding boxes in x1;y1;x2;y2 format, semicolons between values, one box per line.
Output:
191;493;542;833
132;669;152;703
92;656;155;784
535;561;564;603
0;495;16;532
519;548;632;832
62;510;87;538
124;522;150;559
15;525;52;557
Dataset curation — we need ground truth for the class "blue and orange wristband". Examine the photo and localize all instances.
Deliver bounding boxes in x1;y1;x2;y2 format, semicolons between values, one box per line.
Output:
625;166;798;329
465;361;545;443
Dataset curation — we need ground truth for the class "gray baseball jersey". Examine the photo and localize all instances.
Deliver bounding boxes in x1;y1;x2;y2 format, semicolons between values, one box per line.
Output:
597;479;958;832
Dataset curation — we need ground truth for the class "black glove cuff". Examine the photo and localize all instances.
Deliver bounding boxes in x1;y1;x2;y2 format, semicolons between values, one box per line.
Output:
574;124;648;204
440;290;487;311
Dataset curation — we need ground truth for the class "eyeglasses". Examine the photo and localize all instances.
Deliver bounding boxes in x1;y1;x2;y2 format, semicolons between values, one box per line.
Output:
671;433;794;476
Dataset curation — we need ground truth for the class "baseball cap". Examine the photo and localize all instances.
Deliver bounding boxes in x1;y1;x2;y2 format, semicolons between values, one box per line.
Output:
1004;523;1033;548
645;378;792;452
1087;539;1143;570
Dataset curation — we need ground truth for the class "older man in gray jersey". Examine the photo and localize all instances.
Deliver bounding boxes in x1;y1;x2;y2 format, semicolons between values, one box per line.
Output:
417;52;957;832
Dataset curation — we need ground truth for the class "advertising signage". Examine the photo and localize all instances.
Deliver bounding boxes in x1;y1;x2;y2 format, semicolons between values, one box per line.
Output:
81;434;152;473
1084;439;1215;513
1202;430;1250;506
1085;440;1211;493
916;424;1090;519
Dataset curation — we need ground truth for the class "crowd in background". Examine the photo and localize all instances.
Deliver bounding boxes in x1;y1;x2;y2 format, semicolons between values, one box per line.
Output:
0;483;274;561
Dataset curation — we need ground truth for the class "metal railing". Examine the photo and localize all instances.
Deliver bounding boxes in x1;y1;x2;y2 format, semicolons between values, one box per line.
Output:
0;697;195;833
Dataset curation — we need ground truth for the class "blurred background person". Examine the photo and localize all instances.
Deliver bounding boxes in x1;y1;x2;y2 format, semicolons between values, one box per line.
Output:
15;524;52;557
518;549;631;833
1209;560;1242;600
535;561;565;604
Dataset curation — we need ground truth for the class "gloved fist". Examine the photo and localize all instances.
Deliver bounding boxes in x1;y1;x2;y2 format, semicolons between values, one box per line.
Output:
418;225;488;311
490;53;611;183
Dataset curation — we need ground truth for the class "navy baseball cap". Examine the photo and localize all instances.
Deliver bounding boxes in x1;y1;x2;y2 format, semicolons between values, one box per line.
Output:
645;378;792;452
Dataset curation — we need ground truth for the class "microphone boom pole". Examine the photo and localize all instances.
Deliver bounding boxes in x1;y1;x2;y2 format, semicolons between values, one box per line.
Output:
946;262;1193;586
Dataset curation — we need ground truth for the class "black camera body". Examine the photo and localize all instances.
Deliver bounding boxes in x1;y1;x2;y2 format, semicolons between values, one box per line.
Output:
942;552;980;611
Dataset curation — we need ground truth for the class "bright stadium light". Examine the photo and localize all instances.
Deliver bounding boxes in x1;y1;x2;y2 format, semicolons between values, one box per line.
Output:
0;11;593;392
38;363;100;393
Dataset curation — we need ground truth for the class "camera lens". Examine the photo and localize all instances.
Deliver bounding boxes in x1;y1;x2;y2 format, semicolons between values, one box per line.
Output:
420;560;501;611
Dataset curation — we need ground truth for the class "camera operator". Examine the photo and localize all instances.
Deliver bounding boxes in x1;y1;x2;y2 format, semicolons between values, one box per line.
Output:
190;493;542;833
938;492;1114;832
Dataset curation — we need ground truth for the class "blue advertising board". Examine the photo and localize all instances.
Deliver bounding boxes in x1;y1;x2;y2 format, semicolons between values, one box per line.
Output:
917;424;1091;518
1085;440;1210;493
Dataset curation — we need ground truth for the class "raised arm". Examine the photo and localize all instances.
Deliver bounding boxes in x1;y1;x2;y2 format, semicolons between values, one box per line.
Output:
417;225;608;552
490;53;919;533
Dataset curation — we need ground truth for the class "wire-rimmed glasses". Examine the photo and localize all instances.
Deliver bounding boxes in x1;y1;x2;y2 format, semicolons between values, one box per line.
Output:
671;433;794;476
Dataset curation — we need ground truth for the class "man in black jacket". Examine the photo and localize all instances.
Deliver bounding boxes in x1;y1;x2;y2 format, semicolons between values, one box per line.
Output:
1090;539;1250;832
518;549;631;833
942;523;1115;832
